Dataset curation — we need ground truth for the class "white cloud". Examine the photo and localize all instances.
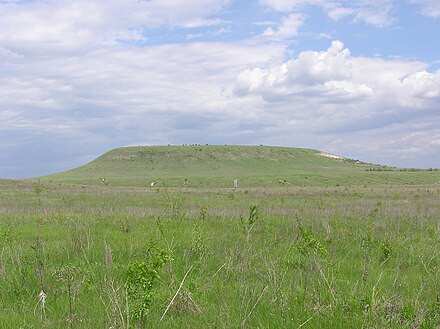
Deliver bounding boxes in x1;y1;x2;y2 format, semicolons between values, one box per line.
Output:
327;6;353;20
0;2;98;52
180;18;227;28
429;138;440;146
411;0;440;18
260;0;394;27
234;40;438;105
235;40;354;94
1;40;286;135
0;46;23;61
401;70;440;99
262;13;304;38
0;0;232;53
259;0;309;11
253;21;276;26
351;1;394;27
233;40;440;165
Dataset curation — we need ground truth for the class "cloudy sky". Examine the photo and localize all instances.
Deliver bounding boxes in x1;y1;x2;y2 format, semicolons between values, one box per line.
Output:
1;0;440;178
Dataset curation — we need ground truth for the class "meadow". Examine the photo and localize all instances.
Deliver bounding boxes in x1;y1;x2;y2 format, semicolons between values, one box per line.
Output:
1;176;440;328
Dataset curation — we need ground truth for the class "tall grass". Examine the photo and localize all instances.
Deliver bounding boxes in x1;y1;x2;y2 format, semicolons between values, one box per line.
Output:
0;180;440;327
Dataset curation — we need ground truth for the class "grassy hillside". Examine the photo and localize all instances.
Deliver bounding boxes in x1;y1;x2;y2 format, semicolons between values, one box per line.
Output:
39;145;440;187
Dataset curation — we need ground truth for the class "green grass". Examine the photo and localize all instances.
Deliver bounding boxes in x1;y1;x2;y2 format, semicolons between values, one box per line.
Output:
37;145;440;187
2;146;440;327
1;179;440;328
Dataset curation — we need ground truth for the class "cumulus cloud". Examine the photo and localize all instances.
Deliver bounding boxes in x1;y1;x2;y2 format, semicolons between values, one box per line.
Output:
234;40;439;105
260;0;394;27
235;41;358;97
233;40;440;165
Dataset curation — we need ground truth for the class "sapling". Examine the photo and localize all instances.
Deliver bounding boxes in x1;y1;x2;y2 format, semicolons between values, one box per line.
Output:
240;205;259;236
192;223;206;259
126;242;172;322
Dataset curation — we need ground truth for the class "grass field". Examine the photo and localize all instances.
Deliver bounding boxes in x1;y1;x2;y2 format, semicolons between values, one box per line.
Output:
2;146;440;328
1;178;440;328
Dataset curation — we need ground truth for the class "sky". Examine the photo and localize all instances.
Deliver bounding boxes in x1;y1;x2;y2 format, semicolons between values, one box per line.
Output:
1;0;440;178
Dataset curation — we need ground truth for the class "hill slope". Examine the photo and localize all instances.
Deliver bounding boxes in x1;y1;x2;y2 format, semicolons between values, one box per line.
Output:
38;145;439;187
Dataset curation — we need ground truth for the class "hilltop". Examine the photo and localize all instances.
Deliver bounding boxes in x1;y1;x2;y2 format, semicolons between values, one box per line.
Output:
38;145;439;187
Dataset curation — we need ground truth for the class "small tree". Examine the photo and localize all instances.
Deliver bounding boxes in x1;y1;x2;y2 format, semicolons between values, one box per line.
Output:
126;244;172;321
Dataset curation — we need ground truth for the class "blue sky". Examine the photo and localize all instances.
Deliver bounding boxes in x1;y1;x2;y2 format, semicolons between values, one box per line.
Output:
1;0;440;178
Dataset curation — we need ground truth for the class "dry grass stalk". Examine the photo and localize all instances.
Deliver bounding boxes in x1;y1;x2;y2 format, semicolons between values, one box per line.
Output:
160;265;193;321
240;286;268;329
104;241;113;271
34;290;47;320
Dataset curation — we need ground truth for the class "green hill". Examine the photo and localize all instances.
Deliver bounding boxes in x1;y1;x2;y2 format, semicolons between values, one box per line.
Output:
38;145;440;187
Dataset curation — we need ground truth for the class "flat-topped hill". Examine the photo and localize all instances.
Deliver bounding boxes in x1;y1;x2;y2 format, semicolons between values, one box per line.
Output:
38;145;439;187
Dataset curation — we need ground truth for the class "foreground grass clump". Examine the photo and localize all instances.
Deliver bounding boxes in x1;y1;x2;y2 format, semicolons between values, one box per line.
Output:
0;180;440;328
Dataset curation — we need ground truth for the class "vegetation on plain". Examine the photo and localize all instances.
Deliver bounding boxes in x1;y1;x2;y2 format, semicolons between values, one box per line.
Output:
1;146;440;328
1;178;440;328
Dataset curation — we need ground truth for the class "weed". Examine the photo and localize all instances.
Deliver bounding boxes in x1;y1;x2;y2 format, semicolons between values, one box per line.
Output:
117;217;131;234
198;206;208;221
31;236;45;292
69;223;90;255
248;205;259;226
296;222;328;258
360;223;375;282
360;223;374;256
381;239;393;261
34;179;44;196
54;264;81;326
156;216;166;237
126;242;173;321
240;205;259;232
192;223;206;258
162;189;186;219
